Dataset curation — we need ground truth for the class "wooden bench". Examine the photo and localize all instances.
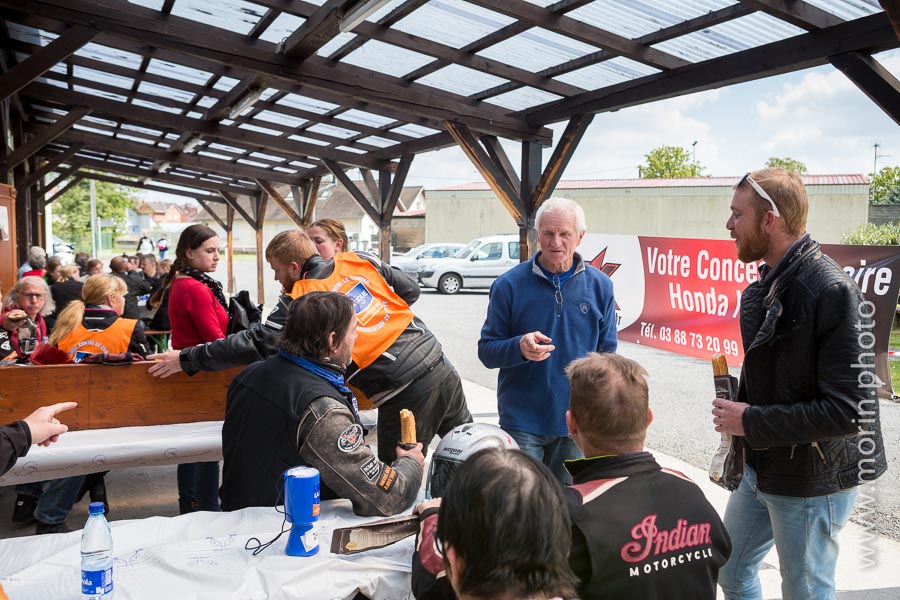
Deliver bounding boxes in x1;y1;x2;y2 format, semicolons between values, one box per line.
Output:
0;363;243;431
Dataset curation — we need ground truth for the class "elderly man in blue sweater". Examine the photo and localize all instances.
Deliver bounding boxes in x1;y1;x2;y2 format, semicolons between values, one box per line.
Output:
478;197;617;484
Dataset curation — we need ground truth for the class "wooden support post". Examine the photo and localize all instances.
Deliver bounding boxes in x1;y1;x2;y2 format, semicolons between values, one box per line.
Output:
830;53;900;126
256;179;304;228
18;143;83;192
226;205;235;294
519;140;542;261
254;192;267;306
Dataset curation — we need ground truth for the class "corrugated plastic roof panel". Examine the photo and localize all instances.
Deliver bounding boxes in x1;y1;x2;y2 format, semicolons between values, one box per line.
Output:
484;87;563;111
170;0;266;35
279;93;340;114
259;12;306;44
567;0;736;40
652;12;806;63
127;0;165;11
318;32;358;57
7;23;56;46
72;66;133;90
477;27;600;72
339;109;396;128
392;0;516;50
341;40;435;78
306;123;360;140
417;64;507;97
554;56;660;89
138;81;197;104
803;0;881;21
146;59;213;86
75;43;143;70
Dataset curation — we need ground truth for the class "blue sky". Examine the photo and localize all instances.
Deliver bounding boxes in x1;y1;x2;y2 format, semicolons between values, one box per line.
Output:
141;48;900;204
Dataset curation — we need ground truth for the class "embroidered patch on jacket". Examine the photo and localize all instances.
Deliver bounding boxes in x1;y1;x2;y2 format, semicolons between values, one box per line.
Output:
377;466;397;493
580;302;590;314
337;424;363;452
360;456;381;481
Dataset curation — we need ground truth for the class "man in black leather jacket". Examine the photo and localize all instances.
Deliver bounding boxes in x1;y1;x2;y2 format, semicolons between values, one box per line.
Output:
149;230;471;463
713;168;887;600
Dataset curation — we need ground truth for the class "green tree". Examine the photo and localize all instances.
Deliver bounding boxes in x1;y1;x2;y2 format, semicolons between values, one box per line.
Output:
869;166;900;204
52;175;137;249
640;145;706;178
841;223;900;245
765;157;807;173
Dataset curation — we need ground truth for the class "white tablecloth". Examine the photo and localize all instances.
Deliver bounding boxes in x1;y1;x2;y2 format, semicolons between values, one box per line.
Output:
0;422;223;486
0;500;415;599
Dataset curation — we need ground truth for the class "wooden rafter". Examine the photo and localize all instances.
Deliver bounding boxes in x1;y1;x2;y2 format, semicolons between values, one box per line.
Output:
529;114;594;209
445;121;524;225
882;0;900;40
0;25;97;103
9;0;553;145
17;142;82;190
322;159;382;225
80;170;222;203
257;179;305;229
830;52;900;126
44;173;82;205
218;191;258;231
528;12;898;124
1;106;90;170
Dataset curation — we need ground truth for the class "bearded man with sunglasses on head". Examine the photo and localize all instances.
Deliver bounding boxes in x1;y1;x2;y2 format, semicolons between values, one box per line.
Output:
714;168;886;599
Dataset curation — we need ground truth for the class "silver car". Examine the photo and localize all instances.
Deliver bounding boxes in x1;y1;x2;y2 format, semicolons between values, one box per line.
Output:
418;234;520;294
390;242;466;278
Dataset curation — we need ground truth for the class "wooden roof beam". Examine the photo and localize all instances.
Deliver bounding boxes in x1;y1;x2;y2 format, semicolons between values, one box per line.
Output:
17;142;83;190
463;0;690;71
0;25;97;103
279;0;355;62
882;0;900;40
445;121;524;225
830;52;900;126
742;0;844;31
81;170;223;203
44;173;82;206
1;106;90;170
322;159;382;225
256;179;305;229
527;12;899;124
218;190;259;231
21;83;383;169
57;129;303;186
9;0;551;145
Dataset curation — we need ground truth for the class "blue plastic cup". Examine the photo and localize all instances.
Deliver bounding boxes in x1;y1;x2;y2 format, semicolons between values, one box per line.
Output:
283;466;320;556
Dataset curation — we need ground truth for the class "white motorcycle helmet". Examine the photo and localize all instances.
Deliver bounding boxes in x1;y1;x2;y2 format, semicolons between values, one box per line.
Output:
426;423;518;498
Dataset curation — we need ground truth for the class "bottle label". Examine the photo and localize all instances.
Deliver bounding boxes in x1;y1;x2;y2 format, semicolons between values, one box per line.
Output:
81;566;113;595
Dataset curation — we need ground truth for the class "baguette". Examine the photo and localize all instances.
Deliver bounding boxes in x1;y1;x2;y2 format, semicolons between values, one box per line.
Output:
399;409;416;445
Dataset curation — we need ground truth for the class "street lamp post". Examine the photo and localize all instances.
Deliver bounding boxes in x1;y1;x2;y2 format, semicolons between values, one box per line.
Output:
692;141;698;177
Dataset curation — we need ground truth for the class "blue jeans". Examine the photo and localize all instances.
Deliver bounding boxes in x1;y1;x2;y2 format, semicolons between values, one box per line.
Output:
719;465;857;600
35;476;85;525
505;430;582;485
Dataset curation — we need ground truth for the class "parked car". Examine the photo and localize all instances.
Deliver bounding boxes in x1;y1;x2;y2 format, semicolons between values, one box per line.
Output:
51;235;75;265
390;242;466;278
418;234;520;294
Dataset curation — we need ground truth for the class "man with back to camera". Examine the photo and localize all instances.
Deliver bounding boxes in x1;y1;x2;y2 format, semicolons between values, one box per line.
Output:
220;291;424;516
150;230;471;464
478;196;617;483
713;168;887;599
411;352;731;600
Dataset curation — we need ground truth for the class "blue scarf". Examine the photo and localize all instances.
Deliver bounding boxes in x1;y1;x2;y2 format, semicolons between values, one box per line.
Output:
278;350;358;416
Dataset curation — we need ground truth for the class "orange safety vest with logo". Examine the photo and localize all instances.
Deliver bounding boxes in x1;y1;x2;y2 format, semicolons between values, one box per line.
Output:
288;253;415;369
56;318;137;361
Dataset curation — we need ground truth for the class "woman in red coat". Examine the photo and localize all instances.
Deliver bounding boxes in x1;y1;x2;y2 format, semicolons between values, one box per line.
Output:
157;224;227;513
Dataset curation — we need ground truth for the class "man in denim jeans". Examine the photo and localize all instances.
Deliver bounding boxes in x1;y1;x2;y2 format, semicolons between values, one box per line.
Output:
713;168;887;599
478;197;617;484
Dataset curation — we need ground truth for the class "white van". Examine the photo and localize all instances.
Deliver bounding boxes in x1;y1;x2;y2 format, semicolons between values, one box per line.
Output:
418;234;520;294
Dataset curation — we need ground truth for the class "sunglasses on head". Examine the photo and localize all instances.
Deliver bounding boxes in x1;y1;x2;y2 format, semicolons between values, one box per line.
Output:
739;172;780;218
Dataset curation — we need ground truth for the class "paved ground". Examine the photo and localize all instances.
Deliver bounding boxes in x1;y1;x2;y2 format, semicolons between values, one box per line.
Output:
2;256;898;598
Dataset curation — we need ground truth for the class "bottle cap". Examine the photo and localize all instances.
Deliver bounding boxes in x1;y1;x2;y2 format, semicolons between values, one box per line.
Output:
88;501;105;515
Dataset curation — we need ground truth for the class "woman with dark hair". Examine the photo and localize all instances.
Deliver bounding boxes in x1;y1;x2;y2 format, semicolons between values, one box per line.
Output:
414;448;578;600
308;218;349;259
160;224;227;513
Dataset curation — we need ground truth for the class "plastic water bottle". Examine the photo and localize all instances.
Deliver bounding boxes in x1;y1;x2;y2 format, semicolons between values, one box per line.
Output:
81;501;114;599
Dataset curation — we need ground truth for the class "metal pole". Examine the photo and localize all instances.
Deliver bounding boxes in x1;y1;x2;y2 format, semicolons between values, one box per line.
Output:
90;178;98;257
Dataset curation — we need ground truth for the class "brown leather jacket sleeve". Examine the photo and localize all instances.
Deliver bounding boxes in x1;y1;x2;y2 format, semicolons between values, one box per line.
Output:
297;397;423;517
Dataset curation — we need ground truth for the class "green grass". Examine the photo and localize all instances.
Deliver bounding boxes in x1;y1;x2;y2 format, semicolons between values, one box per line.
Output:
891;321;900;350
892;361;900;394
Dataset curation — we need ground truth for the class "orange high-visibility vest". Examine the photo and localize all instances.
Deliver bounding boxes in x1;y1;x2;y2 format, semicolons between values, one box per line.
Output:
288;254;414;368
56;318;137;361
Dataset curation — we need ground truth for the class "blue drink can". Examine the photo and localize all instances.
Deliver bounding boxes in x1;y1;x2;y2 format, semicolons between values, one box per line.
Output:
283;466;320;556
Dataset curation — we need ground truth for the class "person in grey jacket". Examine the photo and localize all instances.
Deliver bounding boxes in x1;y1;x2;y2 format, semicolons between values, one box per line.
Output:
220;292;424;515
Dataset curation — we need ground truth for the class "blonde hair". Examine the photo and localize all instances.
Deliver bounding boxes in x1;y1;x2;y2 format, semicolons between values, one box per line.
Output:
58;265;80;283
745;168;808;236
50;274;127;346
265;230;318;265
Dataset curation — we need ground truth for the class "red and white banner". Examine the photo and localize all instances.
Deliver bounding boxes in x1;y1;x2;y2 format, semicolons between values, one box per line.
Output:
580;235;900;397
